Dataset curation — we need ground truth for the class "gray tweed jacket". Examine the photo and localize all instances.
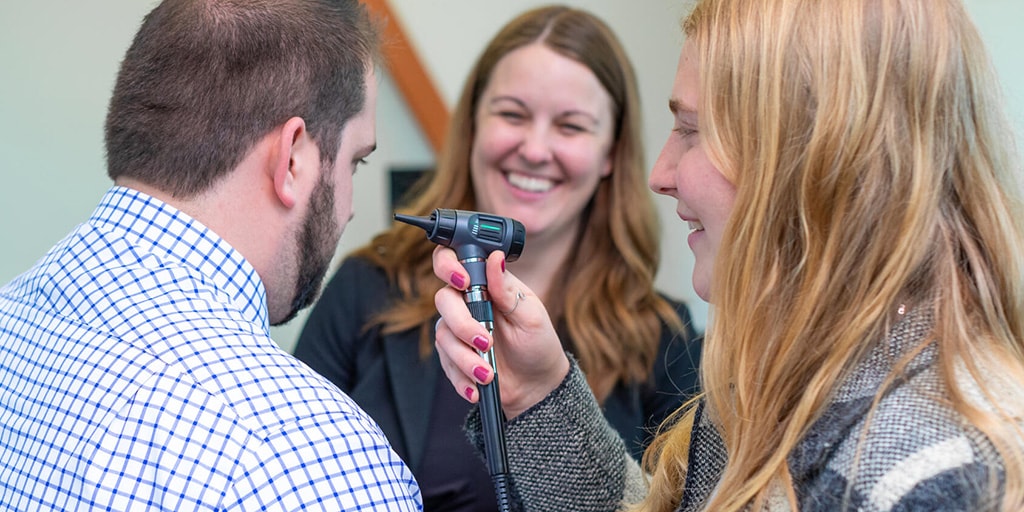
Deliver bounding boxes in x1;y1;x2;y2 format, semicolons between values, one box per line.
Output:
466;307;1013;511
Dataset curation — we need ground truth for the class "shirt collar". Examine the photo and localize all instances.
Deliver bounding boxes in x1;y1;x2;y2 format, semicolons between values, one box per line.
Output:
89;186;270;333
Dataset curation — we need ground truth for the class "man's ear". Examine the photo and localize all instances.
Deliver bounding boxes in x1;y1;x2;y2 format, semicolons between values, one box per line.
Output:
271;117;316;209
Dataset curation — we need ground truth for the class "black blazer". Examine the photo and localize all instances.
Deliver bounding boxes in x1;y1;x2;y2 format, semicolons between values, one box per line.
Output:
294;256;702;471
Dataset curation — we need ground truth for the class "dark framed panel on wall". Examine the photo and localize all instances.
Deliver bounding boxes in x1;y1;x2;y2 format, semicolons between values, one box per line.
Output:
388;167;433;214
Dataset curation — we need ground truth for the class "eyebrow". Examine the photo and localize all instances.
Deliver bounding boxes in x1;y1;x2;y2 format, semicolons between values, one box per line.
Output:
668;98;696;116
357;143;377;159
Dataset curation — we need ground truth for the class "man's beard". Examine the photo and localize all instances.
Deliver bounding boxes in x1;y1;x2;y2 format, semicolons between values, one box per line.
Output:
272;164;339;326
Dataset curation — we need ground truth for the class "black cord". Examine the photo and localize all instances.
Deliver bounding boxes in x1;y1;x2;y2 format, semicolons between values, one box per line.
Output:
492;473;512;512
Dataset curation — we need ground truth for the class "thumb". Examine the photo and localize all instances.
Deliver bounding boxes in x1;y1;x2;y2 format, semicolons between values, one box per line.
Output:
486;251;532;319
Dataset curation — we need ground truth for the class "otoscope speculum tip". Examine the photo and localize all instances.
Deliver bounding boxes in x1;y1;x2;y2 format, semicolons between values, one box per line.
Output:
394;213;435;233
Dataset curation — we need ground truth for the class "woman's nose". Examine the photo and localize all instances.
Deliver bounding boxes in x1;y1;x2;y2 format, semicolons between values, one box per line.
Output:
517;125;553;166
649;138;677;197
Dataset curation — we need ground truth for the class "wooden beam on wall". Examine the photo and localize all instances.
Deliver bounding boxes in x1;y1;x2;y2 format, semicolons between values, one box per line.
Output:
363;0;450;156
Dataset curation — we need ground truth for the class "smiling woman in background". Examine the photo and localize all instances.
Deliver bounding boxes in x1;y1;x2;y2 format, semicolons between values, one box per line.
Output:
292;5;702;512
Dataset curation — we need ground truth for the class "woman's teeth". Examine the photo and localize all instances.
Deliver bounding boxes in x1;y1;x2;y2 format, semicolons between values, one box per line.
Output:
688;220;704;233
507;172;555;193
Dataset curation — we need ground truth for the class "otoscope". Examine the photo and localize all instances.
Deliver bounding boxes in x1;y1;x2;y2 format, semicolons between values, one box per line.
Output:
395;208;525;512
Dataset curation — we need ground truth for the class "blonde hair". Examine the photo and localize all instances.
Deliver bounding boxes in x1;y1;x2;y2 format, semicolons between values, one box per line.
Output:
639;0;1024;510
354;5;683;400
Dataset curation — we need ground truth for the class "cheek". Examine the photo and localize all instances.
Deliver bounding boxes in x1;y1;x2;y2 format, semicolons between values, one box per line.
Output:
472;119;518;167
676;150;736;231
555;137;612;181
696;174;737;234
333;171;354;225
676;148;716;199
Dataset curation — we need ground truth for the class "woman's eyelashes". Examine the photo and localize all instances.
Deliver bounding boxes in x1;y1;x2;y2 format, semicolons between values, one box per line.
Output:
674;125;697;137
498;109;527;123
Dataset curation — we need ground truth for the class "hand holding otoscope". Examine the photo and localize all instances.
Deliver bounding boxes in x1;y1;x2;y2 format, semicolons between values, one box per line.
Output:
395;208;525;512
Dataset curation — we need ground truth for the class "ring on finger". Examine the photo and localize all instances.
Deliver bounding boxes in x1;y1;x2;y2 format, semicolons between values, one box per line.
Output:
502;290;526;316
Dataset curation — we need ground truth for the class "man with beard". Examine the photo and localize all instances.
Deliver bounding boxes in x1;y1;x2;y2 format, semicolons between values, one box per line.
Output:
0;1;421;510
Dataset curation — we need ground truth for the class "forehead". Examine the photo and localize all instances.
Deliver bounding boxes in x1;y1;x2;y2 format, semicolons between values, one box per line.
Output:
673;42;700;111
336;67;376;151
484;44;611;111
358;66;378;115
346;68;377;129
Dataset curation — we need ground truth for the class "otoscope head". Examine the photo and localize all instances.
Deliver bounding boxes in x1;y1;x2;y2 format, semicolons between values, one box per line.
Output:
393;213;434;233
394;209;525;262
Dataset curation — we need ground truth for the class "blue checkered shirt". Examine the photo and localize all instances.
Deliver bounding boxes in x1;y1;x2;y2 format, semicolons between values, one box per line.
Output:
0;186;422;511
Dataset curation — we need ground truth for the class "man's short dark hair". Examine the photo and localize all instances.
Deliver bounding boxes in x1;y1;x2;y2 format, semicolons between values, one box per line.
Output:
105;0;380;198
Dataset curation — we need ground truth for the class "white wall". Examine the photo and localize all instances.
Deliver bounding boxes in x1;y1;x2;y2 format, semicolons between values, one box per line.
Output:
2;1;1021;352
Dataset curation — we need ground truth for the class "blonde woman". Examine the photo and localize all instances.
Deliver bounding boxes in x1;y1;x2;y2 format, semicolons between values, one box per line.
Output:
433;0;1024;510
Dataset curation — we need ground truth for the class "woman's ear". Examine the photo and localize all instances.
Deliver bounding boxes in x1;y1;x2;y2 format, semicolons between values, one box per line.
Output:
601;146;615;177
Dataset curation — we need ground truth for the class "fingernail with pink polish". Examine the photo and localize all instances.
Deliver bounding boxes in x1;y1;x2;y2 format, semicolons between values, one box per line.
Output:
473;366;490;382
500;257;506;273
465;387;475;400
450;272;466;289
472;335;489;351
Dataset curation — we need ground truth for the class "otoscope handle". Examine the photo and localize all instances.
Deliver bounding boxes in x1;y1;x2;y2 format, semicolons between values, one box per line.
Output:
465;297;509;469
465;292;510;511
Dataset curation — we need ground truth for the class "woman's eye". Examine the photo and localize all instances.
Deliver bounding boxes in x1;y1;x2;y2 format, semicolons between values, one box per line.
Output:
674;126;697;138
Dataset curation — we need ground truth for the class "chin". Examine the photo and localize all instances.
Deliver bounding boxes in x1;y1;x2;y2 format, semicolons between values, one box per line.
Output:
692;274;712;302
